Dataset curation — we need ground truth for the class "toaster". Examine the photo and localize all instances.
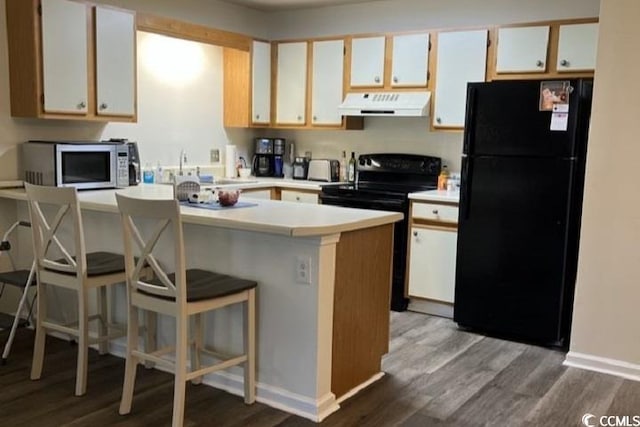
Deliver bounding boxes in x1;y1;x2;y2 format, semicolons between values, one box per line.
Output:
307;159;340;182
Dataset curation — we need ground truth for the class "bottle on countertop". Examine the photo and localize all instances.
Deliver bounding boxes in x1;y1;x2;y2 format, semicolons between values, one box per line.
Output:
348;151;356;183
142;162;154;184
340;151;347;182
437;165;449;190
156;161;163;184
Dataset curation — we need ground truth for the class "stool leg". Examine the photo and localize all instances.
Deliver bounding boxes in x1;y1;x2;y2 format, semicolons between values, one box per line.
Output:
3;264;36;362
119;301;140;415
190;313;203;385
244;289;256;404
172;314;188;427
30;281;47;381
97;286;109;355
76;288;89;396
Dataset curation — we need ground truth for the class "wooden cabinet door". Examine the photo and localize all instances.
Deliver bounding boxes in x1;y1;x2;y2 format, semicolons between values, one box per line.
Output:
496;26;549;73
408;227;457;303
350;36;385;87
281;190;319;204
41;0;88;114
95;6;135;117
252;41;271;125
433;29;488;128
276;42;307;125
311;39;344;126
391;33;429;87
556;23;599;72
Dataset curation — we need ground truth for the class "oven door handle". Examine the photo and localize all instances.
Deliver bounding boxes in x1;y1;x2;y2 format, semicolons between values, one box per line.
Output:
319;194;405;211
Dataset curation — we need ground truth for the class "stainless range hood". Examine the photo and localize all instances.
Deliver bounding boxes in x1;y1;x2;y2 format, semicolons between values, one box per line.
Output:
338;91;431;117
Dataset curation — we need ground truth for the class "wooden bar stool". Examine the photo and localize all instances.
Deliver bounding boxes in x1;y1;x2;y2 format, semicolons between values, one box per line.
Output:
115;193;257;427
24;183;146;396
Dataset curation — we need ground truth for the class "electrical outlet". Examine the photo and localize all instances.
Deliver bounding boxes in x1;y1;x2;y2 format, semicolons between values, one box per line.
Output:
295;256;312;285
210;149;220;163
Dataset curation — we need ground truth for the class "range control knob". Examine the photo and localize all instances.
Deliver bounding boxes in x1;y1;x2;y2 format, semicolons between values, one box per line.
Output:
366;158;372;166
359;157;366;166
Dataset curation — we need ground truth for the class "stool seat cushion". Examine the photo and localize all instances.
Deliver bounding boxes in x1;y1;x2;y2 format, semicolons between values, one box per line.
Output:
49;251;128;277
146;268;257;302
0;269;35;288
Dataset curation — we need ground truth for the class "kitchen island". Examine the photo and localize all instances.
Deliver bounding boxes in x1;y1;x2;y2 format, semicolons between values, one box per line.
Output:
0;184;402;422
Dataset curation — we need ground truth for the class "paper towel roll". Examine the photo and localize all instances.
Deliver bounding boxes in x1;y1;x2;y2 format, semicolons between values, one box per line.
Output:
225;145;237;178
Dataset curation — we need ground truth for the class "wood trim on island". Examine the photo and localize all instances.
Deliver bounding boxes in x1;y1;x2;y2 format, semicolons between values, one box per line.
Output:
332;224;393;398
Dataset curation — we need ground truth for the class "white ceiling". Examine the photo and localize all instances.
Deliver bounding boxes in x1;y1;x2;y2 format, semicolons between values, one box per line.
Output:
220;0;382;12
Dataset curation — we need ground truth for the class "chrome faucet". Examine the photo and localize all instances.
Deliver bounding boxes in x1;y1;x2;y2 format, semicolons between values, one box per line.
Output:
179;149;187;176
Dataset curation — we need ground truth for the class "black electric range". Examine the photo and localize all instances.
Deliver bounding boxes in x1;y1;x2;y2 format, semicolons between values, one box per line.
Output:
320;153;442;311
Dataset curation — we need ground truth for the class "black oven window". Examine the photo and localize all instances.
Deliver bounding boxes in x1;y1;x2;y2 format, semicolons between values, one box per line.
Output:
61;152;110;184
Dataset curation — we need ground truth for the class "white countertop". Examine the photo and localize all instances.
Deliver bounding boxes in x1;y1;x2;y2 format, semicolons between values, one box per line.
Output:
0;185;402;237
409;189;460;204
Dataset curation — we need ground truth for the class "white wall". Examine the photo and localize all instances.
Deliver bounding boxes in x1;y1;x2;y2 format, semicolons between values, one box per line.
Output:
267;0;600;39
568;0;640;368
101;32;254;170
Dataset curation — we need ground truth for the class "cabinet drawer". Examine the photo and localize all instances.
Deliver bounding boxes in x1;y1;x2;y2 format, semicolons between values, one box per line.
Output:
412;203;458;223
281;190;319;204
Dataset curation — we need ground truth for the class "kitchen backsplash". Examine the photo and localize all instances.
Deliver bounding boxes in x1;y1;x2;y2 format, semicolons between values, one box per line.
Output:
245;118;464;172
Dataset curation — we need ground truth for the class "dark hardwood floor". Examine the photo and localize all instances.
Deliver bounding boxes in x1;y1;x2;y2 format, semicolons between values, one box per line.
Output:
1;312;638;426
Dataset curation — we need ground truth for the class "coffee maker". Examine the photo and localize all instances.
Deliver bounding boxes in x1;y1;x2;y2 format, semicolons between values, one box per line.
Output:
273;138;286;178
252;138;274;177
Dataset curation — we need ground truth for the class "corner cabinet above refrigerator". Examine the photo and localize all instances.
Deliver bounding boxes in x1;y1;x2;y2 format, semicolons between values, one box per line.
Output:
454;79;593;348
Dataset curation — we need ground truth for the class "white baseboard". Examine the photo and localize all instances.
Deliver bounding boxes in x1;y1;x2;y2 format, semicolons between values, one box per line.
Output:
108;340;339;422
564;351;640;382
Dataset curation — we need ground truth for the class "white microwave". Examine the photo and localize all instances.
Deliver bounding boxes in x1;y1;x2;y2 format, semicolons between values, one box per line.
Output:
22;141;129;190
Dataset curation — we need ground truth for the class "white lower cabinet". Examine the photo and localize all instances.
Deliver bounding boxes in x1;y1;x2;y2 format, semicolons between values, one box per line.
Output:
407;200;459;318
281;190;319;204
408;227;457;303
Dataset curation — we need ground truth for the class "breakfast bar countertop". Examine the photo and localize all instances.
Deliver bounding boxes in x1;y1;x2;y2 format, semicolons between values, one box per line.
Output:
0;184;403;237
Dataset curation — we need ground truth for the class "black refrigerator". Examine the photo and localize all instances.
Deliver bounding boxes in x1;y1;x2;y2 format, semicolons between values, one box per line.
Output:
454;79;593;349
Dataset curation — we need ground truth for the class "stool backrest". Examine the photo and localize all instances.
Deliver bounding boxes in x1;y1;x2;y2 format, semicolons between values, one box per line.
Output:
115;193;186;302
24;183;87;278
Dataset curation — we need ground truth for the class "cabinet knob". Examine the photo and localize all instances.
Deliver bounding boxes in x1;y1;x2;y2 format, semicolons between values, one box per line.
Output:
393;76;398;83
374;76;381;83
77;101;86;110
255;114;260;119
560;59;569;67
432;209;439;215
296;196;300;201
413;231;418;237
536;60;544;67
297;115;302;121
436;117;442;124
313;116;317;122
99;102;108;111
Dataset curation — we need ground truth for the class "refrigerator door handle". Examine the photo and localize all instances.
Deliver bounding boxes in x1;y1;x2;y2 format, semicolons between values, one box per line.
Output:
463;86;477;155
461;156;473;220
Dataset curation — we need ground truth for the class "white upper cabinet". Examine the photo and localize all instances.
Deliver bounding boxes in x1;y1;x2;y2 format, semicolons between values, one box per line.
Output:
350;36;385;87
95;6;135;117
41;0;88;114
311;39;344;126
252;41;271;124
391;33;430;87
433;29;488;128
496;26;550;73
276;42;308;125
556;22;599;72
